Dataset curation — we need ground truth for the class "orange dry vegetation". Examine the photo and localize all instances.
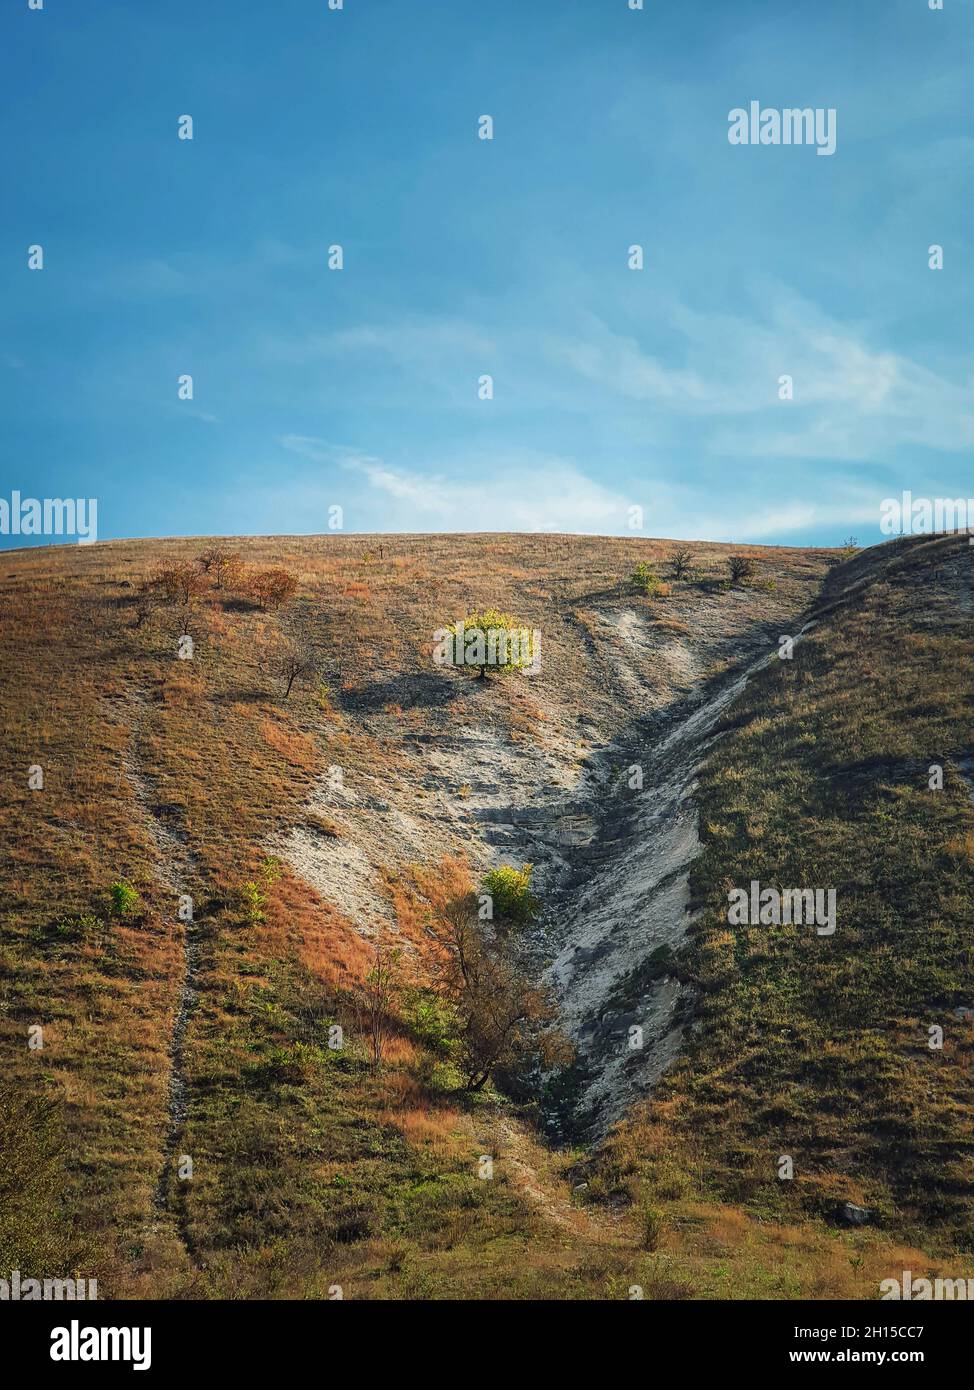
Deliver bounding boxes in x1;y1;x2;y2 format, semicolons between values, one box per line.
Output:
267;871;375;994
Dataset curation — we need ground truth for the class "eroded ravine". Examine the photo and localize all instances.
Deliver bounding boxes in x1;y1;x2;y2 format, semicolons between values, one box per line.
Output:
504;626;815;1142
279;600;816;1147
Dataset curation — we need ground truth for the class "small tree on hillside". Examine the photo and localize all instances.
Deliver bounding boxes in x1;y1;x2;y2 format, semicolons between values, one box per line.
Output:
133;589;158;628
143;562;208;607
362;935;402;1070
631;562;662;596
255;629;324;700
437;892;561;1092
670;547;694;581
438;609;537;679
728;555;757;586
197;547;243;590
246;567;298;610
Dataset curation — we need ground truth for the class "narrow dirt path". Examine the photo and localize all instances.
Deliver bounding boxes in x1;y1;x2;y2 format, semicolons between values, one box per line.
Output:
118;691;202;1218
467;1110;622;1241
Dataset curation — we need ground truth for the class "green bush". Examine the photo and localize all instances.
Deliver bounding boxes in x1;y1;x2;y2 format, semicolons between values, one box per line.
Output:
481;864;540;927
404;987;456;1056
109;880;142;918
631;562;661;596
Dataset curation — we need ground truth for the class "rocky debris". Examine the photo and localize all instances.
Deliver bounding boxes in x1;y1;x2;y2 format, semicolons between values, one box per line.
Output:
842;1202;873;1226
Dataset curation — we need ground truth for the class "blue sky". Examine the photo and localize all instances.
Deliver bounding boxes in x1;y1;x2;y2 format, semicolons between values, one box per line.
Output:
2;0;971;548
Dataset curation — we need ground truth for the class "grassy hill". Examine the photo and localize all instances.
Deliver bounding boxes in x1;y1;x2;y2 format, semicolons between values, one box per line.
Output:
596;532;974;1252
2;530;972;1298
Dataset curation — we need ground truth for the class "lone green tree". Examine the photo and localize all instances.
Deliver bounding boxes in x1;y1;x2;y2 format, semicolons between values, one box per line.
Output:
438;609;537;679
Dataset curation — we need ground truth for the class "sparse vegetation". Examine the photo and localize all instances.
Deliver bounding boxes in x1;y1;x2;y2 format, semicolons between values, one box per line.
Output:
0;1082;83;1274
641;1204;665;1251
728;554;757;585
670;547;695;581
600;532;974;1248
234;857;283;926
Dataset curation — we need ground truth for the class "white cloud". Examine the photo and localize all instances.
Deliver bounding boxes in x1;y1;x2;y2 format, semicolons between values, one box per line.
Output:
544;295;974;460
275;436;881;542
270;284;974;465
279;437;630;533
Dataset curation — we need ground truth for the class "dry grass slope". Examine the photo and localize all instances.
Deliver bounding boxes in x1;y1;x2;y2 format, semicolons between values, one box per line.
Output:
3;531;968;1297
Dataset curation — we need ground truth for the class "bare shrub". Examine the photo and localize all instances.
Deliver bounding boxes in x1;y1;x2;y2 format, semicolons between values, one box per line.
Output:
197;547;243;589
437;892;568;1091
142;562;208;607
255;628;325;700
246;567;298;610
728;555;757;586
362;935;402;1070
670;547;694;580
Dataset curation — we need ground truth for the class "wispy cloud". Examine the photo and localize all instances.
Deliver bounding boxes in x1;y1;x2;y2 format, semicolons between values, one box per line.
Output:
276;436;879;542
261;317;495;372
279;436;631;533
544;293;974;460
